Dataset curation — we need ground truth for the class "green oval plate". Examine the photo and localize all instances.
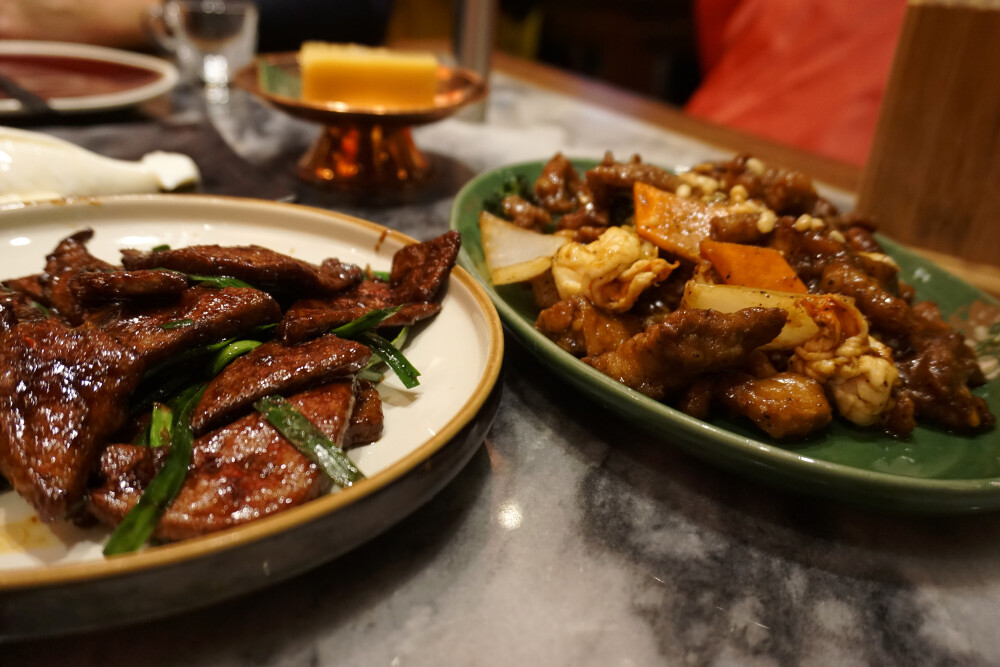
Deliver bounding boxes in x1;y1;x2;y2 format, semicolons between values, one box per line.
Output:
450;159;1000;514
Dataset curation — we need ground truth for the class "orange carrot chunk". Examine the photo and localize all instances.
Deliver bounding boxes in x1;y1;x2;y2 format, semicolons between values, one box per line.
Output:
700;239;808;293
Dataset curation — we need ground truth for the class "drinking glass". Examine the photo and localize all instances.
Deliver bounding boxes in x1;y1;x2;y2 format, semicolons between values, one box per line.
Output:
149;0;259;86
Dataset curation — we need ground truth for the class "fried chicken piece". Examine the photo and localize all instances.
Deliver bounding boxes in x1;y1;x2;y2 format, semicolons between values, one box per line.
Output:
535;295;643;357
534;152;588;213
501;195;552;231
897;328;994;433
697;154;820;216
717;372;832;439
585;152;680;211
584;307;787;400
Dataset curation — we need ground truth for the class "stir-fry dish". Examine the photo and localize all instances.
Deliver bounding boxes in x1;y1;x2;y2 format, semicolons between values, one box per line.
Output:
479;152;995;440
0;229;459;554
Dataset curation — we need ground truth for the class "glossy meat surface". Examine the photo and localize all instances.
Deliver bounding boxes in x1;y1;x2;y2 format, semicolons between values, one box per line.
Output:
277;283;440;344
344;380;384;449
120;244;362;295
40;229;115;325
192;334;371;435
89;382;358;540
0;319;142;521
70;269;190;304
535;295;642;357
717;372;832;439
388;230;461;303
101;286;281;366
277;231;458;344
585;307;787;400
534;152;588;213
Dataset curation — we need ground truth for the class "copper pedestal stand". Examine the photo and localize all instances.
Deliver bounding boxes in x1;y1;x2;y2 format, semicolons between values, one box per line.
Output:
235;53;487;191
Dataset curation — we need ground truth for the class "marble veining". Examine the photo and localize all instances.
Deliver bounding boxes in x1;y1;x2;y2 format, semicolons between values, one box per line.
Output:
4;71;999;665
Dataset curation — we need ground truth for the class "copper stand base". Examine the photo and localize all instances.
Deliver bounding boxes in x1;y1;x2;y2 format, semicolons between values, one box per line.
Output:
297;123;432;190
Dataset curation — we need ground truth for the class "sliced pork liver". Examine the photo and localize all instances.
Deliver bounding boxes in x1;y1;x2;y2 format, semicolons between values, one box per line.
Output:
88;382;358;540
191;334;371;435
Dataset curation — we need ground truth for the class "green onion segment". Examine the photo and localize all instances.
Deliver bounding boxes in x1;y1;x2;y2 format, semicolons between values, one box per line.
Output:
148;403;173;448
103;384;205;556
184;273;254;289
253;395;364;488
355;331;420;388
330;305;402;338
210;339;262;376
161;318;194;330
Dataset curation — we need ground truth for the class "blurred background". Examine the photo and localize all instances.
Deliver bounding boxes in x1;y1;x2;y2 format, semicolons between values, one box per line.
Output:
380;0;907;169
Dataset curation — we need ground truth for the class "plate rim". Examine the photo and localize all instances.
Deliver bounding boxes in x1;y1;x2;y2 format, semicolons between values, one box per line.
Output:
0;40;178;114
0;193;504;588
449;158;1000;509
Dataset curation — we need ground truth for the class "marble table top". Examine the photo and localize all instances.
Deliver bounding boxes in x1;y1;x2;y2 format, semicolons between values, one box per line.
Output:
5;72;999;666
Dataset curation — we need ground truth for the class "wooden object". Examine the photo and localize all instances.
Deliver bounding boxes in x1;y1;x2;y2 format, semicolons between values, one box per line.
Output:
858;0;1000;268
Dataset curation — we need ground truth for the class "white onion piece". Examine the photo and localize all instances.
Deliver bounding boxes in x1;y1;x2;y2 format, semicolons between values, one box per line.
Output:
479;210;569;285
681;282;821;350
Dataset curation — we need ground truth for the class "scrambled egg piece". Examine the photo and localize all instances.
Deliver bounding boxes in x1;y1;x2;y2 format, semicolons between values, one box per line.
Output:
551;226;677;312
789;295;899;427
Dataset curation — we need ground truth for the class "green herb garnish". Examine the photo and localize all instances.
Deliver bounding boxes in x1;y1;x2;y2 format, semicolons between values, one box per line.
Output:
254;395;364;488
161;318;194;330
210;339;262;376
104;384;205;555
185;273;254;289
148;404;173;448
330;305;402;338
355;330;420;388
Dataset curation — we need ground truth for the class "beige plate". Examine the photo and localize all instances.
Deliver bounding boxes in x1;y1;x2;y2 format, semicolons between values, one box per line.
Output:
0;194;504;638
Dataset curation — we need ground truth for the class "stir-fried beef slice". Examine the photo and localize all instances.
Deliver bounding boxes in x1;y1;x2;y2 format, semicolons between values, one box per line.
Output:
709;212;769;245
586;153;681;212
89;382;359;540
389;230;461;304
841;225;885;254
896;329;995;433
501;194;552;230
585;307;787;401
70;269;190;305
344;380;384;449
699;154;820;216
0;319;142;521
716;371;832;439
277;286;440;344
120;244;362;295
3;274;48;304
276;232;458;344
40;229;116;325
820;257;913;338
534;152;588;213
192;334;371;435
0;289;48;333
535;295;643;357
676;377;716;420
102;286;281;366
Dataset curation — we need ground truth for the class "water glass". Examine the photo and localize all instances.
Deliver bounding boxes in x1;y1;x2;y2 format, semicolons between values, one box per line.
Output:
149;0;259;86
